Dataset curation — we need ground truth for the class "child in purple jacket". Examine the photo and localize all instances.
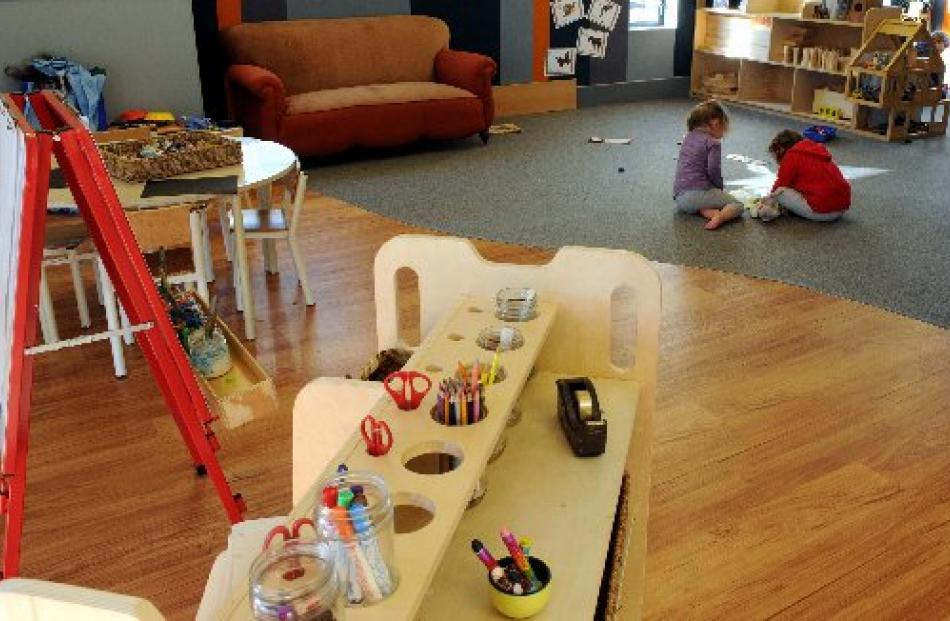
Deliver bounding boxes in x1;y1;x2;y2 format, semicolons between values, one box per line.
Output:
673;101;743;230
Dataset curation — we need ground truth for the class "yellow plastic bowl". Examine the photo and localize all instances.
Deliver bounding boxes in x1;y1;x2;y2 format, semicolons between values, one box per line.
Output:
488;556;552;619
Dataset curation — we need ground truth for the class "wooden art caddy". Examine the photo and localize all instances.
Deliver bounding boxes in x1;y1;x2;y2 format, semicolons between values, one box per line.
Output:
0;92;245;579
220;235;662;619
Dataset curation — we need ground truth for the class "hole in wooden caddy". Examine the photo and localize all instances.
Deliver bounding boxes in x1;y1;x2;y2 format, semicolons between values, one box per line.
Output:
393;492;436;534
467;306;484;313
402;440;464;475
476;326;524;352
424;364;443;374
396;266;421;347
447;333;465;342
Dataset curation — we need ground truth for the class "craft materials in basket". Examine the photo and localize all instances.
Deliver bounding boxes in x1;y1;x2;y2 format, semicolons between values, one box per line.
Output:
432;360;488;426
98;130;242;183
249;518;345;620
470;529;552;619
315;469;398;607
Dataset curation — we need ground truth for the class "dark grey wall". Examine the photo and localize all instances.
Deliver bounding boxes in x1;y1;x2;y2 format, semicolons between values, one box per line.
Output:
0;0;203;116
286;0;410;19
627;28;676;81
500;0;534;85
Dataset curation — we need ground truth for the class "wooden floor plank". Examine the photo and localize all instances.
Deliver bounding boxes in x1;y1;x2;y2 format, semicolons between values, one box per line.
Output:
10;196;950;620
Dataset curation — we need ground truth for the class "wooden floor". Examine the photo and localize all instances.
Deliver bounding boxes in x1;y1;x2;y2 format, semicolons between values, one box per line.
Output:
13;195;950;619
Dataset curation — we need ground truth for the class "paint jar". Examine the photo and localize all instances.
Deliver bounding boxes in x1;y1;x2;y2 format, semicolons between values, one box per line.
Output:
188;328;232;378
249;540;346;620
314;471;398;607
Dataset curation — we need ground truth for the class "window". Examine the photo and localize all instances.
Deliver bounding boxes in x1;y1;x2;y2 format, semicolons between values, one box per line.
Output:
630;0;678;28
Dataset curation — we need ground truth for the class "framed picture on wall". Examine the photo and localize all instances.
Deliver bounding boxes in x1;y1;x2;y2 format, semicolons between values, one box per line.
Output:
545;48;577;76
577;27;609;58
589;0;623;31
551;0;585;28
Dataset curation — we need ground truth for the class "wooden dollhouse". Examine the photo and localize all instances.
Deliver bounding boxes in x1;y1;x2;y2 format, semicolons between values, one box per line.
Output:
846;18;948;140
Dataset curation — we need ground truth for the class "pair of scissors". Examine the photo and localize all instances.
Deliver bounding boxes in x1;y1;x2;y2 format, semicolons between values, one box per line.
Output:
383;371;432;410
262;517;315;551
361;414;393;456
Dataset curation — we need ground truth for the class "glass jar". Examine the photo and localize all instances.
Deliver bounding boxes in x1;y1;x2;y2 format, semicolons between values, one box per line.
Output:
188;328;232;378
249;539;345;620
314;471;398;606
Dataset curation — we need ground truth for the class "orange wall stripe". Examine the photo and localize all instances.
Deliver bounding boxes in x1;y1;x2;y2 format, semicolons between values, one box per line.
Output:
533;0;550;81
217;0;241;29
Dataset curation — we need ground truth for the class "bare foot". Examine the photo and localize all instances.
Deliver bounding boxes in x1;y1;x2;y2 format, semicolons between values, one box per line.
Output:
704;204;742;230
699;208;721;220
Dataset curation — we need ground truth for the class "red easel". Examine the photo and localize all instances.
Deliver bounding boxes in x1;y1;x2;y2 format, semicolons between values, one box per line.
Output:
0;91;246;579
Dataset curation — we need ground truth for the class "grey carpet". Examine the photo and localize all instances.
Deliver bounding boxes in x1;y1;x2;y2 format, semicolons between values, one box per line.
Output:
305;99;950;327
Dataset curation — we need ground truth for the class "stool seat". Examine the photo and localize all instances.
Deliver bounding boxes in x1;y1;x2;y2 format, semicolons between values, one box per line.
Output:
231;209;287;234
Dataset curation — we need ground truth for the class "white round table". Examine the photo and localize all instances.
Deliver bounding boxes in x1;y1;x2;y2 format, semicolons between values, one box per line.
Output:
47;137;299;340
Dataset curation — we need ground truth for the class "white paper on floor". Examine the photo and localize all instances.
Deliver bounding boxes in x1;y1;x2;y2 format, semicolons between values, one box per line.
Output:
725;153;891;196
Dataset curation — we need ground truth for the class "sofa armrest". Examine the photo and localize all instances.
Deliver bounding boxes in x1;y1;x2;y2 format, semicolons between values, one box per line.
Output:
225;64;287;141
435;49;497;129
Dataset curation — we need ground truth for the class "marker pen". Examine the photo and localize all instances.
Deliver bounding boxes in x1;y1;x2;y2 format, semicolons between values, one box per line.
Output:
500;527;541;592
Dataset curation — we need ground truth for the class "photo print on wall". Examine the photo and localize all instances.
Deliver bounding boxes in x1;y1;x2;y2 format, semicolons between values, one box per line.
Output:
551;0;586;28
545;47;578;75
588;0;623;31
577;26;609;58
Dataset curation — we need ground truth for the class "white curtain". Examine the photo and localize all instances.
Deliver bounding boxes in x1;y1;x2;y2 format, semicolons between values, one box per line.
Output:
0;101;28;454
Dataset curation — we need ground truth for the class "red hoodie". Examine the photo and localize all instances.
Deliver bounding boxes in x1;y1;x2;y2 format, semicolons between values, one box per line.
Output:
772;140;851;213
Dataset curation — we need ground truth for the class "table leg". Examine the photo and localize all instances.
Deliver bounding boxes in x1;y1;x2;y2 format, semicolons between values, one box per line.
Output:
201;207;215;283
68;249;92;328
233;193;255;340
189;208;210;303
38;267;59;344
97;257;127;378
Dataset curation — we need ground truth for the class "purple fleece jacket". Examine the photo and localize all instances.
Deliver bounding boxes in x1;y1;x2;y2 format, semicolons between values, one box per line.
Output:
673;129;723;198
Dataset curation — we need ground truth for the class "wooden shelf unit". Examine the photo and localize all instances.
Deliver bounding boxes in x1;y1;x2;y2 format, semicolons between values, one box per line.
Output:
691;6;946;141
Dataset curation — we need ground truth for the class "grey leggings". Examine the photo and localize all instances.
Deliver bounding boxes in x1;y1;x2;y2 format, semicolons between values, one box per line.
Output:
773;187;845;222
675;188;740;215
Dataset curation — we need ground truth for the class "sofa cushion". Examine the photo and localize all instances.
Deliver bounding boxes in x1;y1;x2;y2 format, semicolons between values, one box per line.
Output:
286;82;476;115
222;16;450;96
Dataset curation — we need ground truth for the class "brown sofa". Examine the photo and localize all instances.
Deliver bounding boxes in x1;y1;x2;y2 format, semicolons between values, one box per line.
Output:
221;16;497;157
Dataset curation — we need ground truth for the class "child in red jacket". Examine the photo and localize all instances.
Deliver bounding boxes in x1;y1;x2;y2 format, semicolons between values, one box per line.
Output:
756;130;851;222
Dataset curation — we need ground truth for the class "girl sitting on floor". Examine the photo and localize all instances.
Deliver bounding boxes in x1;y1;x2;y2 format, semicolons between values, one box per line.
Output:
756;130;851;223
673;100;744;230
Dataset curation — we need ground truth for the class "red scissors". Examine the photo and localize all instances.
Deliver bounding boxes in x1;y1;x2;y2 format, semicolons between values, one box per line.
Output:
361;414;393;456
262;517;315;551
384;371;432;410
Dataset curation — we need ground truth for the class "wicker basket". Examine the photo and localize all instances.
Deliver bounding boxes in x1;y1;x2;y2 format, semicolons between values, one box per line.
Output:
99;131;242;183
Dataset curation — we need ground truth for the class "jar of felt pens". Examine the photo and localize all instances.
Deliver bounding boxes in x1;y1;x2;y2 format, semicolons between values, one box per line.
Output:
431;360;497;426
313;466;398;607
471;529;552;619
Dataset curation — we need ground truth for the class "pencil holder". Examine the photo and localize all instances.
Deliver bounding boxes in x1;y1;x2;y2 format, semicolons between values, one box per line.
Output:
488;557;553;619
314;471;398;607
249;539;346;620
430;402;488;426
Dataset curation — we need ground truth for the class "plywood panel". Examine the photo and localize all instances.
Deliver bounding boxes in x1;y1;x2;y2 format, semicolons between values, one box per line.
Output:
493;80;577;117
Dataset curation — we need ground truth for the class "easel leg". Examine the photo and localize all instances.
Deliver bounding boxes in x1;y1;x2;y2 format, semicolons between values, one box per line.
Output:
97;258;127;378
